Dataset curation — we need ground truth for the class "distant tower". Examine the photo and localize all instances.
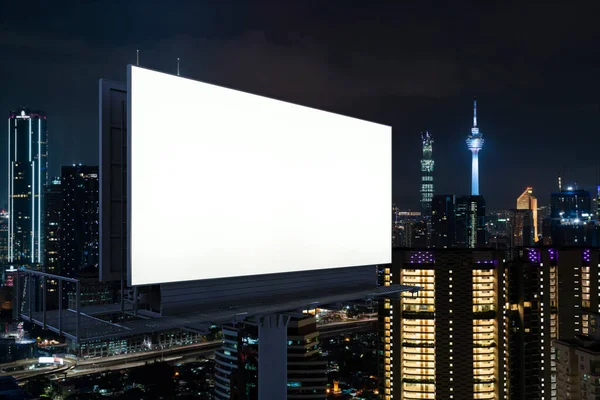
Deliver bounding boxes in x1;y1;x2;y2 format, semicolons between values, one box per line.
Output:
466;98;484;195
420;131;434;216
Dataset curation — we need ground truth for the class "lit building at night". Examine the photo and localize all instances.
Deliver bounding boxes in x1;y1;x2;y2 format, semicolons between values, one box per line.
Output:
0;210;8;265
43;178;61;307
517;187;538;241
505;248;600;400
379;248;505;399
466;98;484;196
393;211;427;248
379;247;600;399
548;188;597;246
420;131;434;216
554;312;600;400
550;188;592;220
7;109;48;265
455;195;486;248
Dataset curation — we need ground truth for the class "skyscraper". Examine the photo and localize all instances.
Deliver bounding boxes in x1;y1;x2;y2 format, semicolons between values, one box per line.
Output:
466;99;484;196
508;209;535;247
59;165;99;278
456;195;486;248
7;109;48;265
420;131;434;216
379;249;505;399
43;178;61;308
549;188;595;246
431;194;456;248
44;178;61;275
0;210;8;265
379;247;600;400
517;187;539;241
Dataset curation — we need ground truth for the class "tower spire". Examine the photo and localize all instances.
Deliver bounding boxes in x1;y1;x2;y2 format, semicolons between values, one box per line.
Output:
466;98;484;195
473;97;477;127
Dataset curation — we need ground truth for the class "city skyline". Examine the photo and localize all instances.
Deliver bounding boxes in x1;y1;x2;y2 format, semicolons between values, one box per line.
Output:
1;3;599;210
3;4;600;400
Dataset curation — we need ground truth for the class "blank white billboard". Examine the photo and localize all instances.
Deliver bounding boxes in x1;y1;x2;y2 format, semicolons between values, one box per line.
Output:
127;65;391;286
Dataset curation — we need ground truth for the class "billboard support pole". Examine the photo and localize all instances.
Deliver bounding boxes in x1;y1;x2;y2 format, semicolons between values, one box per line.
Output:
258;314;291;400
42;276;46;329
58;279;62;336
28;273;32;321
15;271;20;320
76;280;80;343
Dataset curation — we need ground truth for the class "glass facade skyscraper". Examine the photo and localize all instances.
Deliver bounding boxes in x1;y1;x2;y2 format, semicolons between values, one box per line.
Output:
7;109;48;265
420;131;434;216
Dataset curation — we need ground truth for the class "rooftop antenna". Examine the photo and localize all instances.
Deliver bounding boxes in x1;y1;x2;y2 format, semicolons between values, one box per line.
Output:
177;58;180;76
558;166;563;192
136;49;139;66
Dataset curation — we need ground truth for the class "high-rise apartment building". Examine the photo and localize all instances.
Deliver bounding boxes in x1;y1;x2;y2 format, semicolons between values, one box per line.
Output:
431;195;456;248
420;131;434;216
379;248;505;399
215;314;326;400
7;109;48;265
554;312;600;400
379;247;600;400
59;165;99;277
505;248;600;400
517;187;538;241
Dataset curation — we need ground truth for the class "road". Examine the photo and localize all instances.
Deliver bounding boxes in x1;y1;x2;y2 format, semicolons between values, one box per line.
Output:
0;317;376;381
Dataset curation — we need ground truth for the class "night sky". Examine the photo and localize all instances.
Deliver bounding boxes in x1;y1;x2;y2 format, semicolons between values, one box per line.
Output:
1;1;599;210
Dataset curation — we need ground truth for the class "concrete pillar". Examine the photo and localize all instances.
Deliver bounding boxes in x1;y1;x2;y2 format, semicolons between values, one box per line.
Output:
258;314;291;400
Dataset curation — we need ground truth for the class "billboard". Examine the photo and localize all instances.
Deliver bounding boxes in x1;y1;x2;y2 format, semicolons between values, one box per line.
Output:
127;65;391;286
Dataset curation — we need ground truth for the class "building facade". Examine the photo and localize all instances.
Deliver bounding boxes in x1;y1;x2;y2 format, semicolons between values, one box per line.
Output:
7;109;48;265
379;247;600;399
379;248;505;399
517;187;538;241
504;248;600;400
59;165;99;277
508;209;535;247
548;189;596;246
554;312;600;400
456;195;486;248
431;195;455;249
0;210;8;266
